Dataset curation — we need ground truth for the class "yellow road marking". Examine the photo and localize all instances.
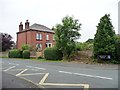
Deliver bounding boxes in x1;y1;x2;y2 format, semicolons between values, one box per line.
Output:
39;73;49;84
41;83;89;90
16;69;28;76
84;84;89;90
5;67;89;90
38;73;89;90
19;76;44;88
19;73;45;76
3;66;16;71
41;83;87;86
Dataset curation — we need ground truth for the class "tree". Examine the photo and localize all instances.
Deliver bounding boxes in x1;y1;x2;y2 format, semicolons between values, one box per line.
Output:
53;16;81;59
0;33;14;51
94;14;116;59
85;39;94;43
115;35;120;61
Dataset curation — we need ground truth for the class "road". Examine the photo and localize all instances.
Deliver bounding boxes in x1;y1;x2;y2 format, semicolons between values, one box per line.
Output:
1;58;119;90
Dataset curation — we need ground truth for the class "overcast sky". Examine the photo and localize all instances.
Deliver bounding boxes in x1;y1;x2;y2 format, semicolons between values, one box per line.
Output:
0;0;119;42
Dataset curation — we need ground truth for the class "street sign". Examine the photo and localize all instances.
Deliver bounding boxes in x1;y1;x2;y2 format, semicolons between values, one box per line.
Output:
97;55;111;60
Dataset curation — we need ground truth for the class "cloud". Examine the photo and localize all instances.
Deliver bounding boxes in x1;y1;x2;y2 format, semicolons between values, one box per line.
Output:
0;0;119;42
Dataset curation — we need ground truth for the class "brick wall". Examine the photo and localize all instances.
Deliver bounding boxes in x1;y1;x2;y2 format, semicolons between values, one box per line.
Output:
17;32;27;49
17;30;55;51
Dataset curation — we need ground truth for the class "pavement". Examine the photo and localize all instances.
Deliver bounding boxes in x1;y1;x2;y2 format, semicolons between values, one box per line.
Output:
0;58;119;90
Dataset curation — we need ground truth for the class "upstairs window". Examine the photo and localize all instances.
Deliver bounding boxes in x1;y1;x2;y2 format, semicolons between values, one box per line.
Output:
46;34;49;40
53;35;55;40
36;33;42;40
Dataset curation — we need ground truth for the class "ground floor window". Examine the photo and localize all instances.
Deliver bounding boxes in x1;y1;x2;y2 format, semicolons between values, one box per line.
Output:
46;43;52;48
36;43;42;51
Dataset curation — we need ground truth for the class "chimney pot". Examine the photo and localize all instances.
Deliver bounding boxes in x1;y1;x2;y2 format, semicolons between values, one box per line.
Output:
26;20;28;22
25;20;29;30
20;22;22;25
19;22;23;32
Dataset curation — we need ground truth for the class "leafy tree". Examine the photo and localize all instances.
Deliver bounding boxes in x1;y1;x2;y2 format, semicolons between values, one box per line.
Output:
85;39;94;43
115;35;120;61
53;16;81;59
0;33;14;51
76;42;93;51
94;14;116;59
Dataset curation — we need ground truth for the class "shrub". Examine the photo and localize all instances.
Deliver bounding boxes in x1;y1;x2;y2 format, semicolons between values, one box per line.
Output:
38;56;43;59
8;49;21;58
76;42;93;51
44;47;63;60
22;50;30;59
21;44;31;51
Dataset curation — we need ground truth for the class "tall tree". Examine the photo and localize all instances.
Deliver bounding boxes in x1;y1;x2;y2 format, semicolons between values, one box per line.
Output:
53;16;81;59
115;35;120;61
94;14;116;59
0;33;14;51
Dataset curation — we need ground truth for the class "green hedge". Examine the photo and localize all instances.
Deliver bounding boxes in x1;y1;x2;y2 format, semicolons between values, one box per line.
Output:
44;47;63;60
8;49;22;58
22;50;30;59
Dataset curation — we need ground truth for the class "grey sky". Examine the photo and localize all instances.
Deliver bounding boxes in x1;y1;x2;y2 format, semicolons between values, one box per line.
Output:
0;0;119;42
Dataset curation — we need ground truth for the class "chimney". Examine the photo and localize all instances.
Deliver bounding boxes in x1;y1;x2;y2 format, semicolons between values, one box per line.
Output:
25;20;29;30
19;22;23;32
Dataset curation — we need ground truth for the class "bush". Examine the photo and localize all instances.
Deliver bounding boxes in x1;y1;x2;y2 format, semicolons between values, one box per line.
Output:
38;56;43;59
76;42;93;51
8;49;22;58
21;44;31;51
44;47;63;60
22;50;30;59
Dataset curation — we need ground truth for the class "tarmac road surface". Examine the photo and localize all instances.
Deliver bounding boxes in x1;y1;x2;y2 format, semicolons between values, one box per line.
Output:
1;58;119;90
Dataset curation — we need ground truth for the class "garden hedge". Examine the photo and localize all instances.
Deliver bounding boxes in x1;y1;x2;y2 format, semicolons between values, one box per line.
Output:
8;49;22;58
44;47;63;60
22;50;30;59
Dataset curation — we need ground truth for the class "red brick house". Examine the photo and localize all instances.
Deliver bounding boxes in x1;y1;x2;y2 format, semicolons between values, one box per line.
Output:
17;20;55;54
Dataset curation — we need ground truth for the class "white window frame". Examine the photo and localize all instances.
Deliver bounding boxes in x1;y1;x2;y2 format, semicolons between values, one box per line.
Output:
46;43;52;48
39;34;42;40
36;33;39;40
53;35;55;40
36;33;42;40
46;34;49;40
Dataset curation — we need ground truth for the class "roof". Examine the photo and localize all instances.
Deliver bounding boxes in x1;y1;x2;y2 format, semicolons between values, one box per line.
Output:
30;23;54;33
